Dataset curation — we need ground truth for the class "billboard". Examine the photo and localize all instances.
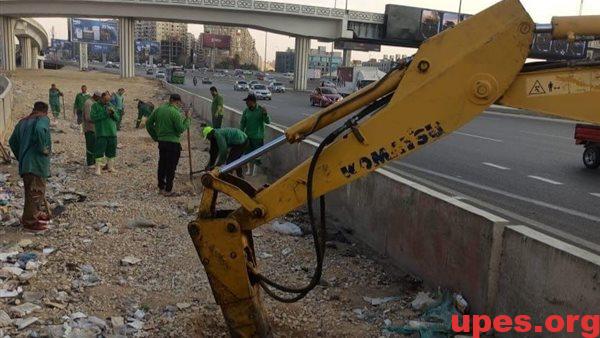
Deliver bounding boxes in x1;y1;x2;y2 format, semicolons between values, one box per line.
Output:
136;40;160;56
202;34;231;50
385;4;586;60
70;18;118;45
50;39;73;51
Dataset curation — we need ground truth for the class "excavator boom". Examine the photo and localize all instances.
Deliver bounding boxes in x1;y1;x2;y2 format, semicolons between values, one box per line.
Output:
188;1;600;336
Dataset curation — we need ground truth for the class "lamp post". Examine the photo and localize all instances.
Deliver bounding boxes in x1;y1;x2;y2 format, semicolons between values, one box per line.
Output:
264;32;267;72
458;0;463;21
579;0;584;15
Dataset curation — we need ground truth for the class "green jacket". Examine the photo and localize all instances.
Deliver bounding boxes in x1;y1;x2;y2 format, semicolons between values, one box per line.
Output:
240;105;270;139
49;89;61;106
211;94;224;117
211;128;248;166
145;103;190;143
111;93;125;112
90;102;121;137
74;92;90;112
9;116;52;178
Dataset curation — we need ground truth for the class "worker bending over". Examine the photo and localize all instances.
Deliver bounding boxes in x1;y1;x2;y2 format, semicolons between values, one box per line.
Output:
146;94;190;196
135;99;155;128
203;126;248;178
91;92;121;175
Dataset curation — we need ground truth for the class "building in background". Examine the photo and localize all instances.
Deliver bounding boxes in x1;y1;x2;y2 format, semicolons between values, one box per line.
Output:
362;54;407;73
275;49;295;73
184;32;195;66
135;21;190;65
196;25;261;69
308;46;342;76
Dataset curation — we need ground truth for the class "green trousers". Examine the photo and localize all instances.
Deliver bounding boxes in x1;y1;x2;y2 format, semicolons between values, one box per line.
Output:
95;136;117;159
85;131;96;166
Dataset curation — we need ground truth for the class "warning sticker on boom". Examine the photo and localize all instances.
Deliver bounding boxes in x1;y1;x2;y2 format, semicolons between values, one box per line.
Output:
526;72;597;97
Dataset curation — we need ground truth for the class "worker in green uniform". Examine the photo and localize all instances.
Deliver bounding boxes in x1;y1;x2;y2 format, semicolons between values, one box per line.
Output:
48;84;63;121
202;126;248;178
210;86;224;128
9;102;52;232
146;94;190;196
73;85;90;125
135;99;155;129
82;91;101;167
240;93;270;176
111;88;126;131
91;91;121;175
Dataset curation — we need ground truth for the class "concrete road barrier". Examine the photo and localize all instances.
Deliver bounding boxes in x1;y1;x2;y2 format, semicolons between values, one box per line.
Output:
164;82;600;317
0;75;14;142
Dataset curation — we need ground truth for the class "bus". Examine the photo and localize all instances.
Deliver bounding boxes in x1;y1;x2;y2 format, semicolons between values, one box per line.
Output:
167;67;185;84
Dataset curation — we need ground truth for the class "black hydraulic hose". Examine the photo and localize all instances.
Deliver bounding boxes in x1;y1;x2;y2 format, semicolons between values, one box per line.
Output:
256;93;394;303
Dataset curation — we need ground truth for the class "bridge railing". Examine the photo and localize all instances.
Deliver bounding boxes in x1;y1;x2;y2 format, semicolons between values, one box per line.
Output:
0;75;14;143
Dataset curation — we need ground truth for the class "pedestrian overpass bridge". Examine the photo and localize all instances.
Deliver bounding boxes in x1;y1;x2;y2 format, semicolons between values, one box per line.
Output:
0;0;391;89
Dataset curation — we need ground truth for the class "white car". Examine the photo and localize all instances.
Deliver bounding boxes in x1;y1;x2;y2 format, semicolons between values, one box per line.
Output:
268;82;286;93
250;84;272;100
234;80;249;91
155;70;166;79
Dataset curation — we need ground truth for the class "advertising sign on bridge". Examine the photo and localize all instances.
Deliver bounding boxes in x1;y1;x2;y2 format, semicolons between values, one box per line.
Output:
136;40;161;56
69;18;119;45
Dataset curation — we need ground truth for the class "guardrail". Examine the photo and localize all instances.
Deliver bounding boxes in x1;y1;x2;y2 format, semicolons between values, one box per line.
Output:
0;75;14;143
163;81;600;322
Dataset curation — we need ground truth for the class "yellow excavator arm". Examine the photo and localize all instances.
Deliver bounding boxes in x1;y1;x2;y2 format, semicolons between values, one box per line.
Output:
188;0;600;336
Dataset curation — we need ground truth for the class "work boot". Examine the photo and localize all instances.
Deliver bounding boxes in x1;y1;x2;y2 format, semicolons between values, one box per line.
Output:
95;162;102;176
107;158;118;173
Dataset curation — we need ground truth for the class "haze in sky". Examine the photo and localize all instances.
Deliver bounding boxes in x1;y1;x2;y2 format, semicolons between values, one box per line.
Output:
35;0;600;62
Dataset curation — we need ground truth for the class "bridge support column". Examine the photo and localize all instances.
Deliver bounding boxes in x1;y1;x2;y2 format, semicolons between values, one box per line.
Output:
293;37;310;91
119;17;135;78
31;45;39;69
79;43;88;70
342;49;352;67
19;37;32;69
0;16;16;71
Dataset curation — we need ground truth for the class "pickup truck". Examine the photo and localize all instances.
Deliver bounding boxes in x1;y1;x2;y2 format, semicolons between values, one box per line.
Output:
575;124;600;169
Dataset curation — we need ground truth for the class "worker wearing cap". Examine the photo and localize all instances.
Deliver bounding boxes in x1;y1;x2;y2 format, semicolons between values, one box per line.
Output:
240;93;270;176
91;91;121;175
203;126;248;178
82;91;101;167
145;94;190;196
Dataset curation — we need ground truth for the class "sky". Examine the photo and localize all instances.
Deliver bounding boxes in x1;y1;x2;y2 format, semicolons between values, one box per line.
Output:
35;0;600;62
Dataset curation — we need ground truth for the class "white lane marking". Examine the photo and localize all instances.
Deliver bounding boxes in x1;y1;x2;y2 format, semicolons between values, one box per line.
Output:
482;162;510;170
591;193;600;198
454;132;503;142
301;113;312;117
394;162;600;223
528;175;563;185
519;130;572;140
483;111;578;125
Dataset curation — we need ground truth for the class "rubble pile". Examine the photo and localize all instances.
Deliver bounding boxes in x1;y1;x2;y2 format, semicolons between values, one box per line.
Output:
1;69;430;337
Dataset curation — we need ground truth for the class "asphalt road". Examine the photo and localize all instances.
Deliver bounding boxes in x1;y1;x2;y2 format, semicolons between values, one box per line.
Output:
93;65;600;251
176;72;600;252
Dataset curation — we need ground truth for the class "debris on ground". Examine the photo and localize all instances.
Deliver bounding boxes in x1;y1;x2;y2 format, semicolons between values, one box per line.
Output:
0;68;426;336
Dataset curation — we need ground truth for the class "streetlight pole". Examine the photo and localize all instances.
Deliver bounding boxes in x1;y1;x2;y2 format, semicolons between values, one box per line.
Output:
579;0;584;15
458;0;463;21
264;32;267;72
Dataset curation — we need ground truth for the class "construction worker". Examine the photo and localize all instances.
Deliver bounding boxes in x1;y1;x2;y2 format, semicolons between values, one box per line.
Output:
91;91;121;175
111;88;126;130
8;102;52;232
145;94;190;196
48;84;63;121
73;85;90;125
135;99;155;128
210;86;224;128
203;126;248;178
82;91;101;167
240;93;270;176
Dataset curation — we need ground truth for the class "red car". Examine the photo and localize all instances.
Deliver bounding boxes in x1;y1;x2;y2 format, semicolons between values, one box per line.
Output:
310;87;342;107
575;124;600;169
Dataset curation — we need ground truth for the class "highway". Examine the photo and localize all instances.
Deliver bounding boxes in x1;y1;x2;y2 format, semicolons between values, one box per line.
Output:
99;65;600;251
172;71;600;252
